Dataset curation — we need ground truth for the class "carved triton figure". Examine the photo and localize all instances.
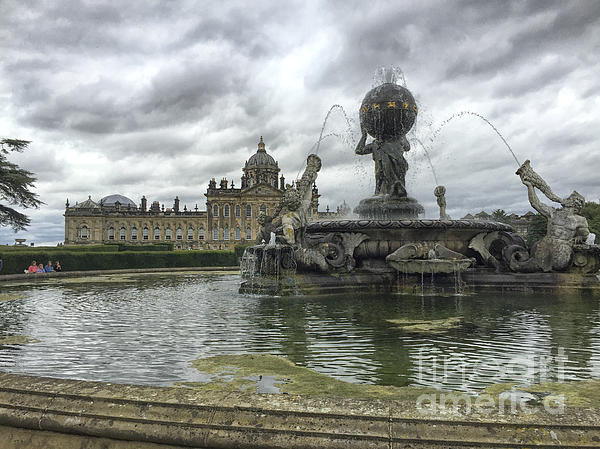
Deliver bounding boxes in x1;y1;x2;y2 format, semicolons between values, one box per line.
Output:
262;154;322;246
514;160;589;272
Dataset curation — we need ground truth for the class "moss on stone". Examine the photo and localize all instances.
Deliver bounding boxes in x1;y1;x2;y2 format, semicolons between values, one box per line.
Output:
0;335;41;345
484;379;600;408
386;316;463;333
185;354;437;400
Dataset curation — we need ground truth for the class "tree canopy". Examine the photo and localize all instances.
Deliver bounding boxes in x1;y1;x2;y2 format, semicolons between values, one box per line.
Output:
491;209;510;223
0;139;43;231
581;201;600;241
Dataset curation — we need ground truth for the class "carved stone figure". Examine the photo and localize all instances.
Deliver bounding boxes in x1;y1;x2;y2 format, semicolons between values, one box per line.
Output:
513;160;589;272
353;80;424;219
278;154;322;245
434;185;450;220
256;212;279;244
355;131;410;197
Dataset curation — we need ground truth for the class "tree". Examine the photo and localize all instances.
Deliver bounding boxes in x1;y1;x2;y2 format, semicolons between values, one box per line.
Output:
0;139;43;231
491;209;510;223
581;201;600;242
525;213;548;247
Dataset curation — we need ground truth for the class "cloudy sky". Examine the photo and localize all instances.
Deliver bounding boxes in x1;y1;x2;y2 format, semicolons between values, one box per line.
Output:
1;0;599;245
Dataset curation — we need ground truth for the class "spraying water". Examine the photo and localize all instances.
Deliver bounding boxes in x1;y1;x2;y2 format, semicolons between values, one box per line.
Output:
314;104;357;154
372;66;407;87
296;105;358;180
429;111;521;166
410;137;439;185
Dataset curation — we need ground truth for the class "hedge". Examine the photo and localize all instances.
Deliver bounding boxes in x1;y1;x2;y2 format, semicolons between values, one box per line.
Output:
234;244;253;261
0;250;237;275
0;245;119;253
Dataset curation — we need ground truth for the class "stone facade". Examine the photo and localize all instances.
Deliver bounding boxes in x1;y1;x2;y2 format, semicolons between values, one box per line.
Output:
461;210;537;237
64;138;323;250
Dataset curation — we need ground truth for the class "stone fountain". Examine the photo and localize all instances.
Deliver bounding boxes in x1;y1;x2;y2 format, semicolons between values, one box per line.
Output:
240;74;600;295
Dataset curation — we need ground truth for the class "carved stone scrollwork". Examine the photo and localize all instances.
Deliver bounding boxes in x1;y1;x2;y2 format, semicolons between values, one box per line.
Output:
469;231;527;272
302;232;369;272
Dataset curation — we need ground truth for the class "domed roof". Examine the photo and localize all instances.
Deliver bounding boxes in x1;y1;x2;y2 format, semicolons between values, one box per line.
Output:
246;136;277;167
100;194;137;208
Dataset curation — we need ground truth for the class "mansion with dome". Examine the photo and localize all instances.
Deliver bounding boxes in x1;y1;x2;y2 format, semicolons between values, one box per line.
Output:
64;138;339;249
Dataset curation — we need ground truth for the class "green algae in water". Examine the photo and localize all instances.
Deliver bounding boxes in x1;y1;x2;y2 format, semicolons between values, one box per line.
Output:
185;354;438;400
0;292;24;301
0;335;40;345
386;316;463;333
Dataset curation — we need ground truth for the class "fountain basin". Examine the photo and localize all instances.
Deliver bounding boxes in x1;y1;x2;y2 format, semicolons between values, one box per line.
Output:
387;258;474;274
306;219;513;263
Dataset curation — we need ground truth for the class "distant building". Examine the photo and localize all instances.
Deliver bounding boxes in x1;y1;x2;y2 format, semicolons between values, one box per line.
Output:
461;210;537;237
64;138;332;250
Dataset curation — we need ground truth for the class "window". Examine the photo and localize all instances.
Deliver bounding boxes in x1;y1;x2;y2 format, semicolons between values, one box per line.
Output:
108;227;115;240
143;227;149;240
199;228;205;240
81;226;89;239
224;226;229;241
260;204;266;214
165;227;171;240
119;227;126;241
213;227;218;240
308;208;312;217
224;204;229;217
235;205;240;217
176;227;182;240
235;227;241;240
246;227;252;240
246;205;251;217
187;227;194;240
131;227;137;240
213;204;219;217
154;227;160;240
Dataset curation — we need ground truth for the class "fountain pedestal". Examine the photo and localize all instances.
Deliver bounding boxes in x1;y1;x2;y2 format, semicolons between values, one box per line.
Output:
354;194;424;219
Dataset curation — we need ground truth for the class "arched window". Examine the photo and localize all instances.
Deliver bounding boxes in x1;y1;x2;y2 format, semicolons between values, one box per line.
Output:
213;204;219;217
108;227;115;240
235;205;240;217
154;227;160;240
131;227;137;240
235;227;241;240
143;227;149;240
213;227;218;240
119;227;126;241
81;226;89;239
165;227;171;240
246;227;252;240
260;204;267;214
224;204;229;217
246;204;252;217
187;227;194;240
198;228;205;240
308;208;312;217
176;227;182;240
224;226;229;241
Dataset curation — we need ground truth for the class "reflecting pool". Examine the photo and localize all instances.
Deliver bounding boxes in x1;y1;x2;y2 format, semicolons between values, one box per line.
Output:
0;272;599;393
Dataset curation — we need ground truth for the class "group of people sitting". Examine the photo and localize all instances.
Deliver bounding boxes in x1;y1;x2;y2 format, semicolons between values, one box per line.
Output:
26;260;62;274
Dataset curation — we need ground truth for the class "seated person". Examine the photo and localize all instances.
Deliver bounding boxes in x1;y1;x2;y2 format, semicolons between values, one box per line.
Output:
27;261;38;274
44;261;54;272
54;261;62;272
36;263;44;273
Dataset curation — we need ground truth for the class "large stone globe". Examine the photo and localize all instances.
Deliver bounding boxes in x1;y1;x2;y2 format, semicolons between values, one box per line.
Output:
359;83;418;140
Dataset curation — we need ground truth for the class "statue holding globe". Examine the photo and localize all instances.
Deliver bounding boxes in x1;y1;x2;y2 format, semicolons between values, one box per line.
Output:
354;81;424;219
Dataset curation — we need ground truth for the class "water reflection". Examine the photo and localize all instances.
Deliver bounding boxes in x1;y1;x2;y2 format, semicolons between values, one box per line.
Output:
0;273;598;392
